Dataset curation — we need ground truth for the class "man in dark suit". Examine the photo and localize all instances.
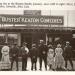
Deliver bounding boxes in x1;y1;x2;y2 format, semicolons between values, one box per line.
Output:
21;42;29;71
64;41;73;70
11;43;19;71
38;40;48;71
30;44;37;70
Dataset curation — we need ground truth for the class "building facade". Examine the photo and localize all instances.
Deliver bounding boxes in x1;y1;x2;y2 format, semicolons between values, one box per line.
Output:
0;10;75;49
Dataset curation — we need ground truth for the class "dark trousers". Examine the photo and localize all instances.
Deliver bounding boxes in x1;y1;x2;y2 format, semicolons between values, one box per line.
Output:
65;57;73;69
39;56;47;70
22;57;27;71
31;58;37;70
11;57;18;71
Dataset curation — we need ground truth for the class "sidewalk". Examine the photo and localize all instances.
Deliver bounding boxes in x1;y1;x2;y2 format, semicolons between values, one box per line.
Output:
12;58;75;71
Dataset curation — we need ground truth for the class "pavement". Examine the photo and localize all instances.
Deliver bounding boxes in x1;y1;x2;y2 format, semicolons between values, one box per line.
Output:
11;57;75;71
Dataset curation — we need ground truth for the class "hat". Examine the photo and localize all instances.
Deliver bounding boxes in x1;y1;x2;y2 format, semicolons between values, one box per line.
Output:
66;41;70;44
57;44;61;47
40;40;44;42
32;44;36;47
40;40;44;43
48;44;52;48
23;42;27;45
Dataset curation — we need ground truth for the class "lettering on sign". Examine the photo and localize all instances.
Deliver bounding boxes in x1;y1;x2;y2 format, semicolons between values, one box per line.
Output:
0;15;64;25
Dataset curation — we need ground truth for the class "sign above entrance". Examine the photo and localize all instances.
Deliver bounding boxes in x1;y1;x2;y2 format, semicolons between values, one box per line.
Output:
24;10;41;16
0;15;64;25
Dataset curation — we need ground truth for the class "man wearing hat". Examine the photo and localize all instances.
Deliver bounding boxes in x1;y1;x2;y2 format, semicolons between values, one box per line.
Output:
21;42;29;71
64;41;73;70
11;43;19;71
30;44;38;70
38;40;48;70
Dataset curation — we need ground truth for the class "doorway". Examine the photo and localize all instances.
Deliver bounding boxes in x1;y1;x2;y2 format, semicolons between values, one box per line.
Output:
21;33;32;49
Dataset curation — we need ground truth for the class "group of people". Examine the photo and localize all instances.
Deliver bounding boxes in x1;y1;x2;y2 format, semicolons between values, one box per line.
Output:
0;40;74;71
47;41;73;71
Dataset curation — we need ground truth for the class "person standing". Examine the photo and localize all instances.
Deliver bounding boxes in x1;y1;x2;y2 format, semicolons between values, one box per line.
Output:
55;44;65;71
30;44;37;71
11;43;19;71
1;43;11;70
21;42;29;71
64;41;73;70
38;40;48;71
47;44;55;70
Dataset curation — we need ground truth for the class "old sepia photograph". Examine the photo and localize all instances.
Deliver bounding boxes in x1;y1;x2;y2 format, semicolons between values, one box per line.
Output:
0;10;75;71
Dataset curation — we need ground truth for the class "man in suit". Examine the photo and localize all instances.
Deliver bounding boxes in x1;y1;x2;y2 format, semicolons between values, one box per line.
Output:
11;43;19;71
64;41;73;70
38;40;48;71
30;44;38;70
21;42;29;71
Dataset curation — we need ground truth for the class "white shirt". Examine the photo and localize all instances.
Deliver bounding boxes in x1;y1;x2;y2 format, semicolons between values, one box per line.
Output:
25;47;29;53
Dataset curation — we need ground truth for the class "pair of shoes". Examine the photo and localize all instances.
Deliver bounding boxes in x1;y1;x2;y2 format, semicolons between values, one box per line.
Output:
16;69;18;71
62;67;67;71
45;68;47;71
10;68;12;71
52;69;55;71
31;69;37;71
67;69;71;71
39;69;42;71
25;69;28;71
70;69;74;71
22;69;27;71
31;69;33;71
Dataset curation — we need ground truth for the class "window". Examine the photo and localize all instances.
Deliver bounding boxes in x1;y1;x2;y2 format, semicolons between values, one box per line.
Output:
8;34;18;45
0;34;6;45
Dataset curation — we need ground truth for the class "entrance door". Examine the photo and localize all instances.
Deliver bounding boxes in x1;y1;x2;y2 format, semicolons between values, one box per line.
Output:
21;33;32;49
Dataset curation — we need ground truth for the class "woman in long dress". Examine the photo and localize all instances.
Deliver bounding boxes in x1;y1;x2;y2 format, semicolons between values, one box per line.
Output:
0;43;11;70
47;44;55;70
55;44;65;70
